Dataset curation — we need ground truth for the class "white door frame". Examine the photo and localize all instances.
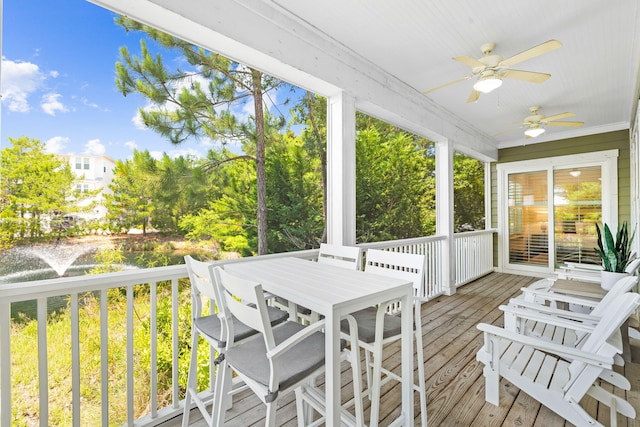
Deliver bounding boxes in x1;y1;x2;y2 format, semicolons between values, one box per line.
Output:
497;149;619;276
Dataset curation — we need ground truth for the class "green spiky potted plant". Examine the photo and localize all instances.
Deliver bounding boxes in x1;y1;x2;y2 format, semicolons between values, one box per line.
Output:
594;221;635;290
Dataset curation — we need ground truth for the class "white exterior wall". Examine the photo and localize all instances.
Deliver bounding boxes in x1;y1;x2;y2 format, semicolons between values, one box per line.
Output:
58;154;116;220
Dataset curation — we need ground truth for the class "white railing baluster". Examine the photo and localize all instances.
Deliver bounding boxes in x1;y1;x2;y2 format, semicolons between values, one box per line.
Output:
71;293;80;427
100;289;109;426
150;281;158;419
1;301;11;427
126;285;134;427
171;278;179;409
37;298;48;427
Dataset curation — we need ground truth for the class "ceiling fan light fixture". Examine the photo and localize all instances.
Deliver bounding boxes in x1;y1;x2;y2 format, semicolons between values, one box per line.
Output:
473;76;503;93
524;127;545;138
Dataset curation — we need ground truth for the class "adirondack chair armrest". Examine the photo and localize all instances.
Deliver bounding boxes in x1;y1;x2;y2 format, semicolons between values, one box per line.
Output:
518;288;599;307
503;301;601;325
476;323;613;368
266;319;327;360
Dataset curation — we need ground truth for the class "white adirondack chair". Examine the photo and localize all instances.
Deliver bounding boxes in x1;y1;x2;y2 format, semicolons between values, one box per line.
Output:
477;292;640;427
503;276;639;345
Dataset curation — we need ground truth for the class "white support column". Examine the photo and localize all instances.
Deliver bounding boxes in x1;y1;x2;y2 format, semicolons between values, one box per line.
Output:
436;140;456;295
326;91;357;246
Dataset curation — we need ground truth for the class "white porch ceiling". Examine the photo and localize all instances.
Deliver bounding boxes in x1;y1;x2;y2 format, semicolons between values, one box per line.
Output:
90;0;640;157
272;0;640;149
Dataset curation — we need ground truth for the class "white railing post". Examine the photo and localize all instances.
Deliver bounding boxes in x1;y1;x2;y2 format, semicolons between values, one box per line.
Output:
436;140;456;295
1;301;10;427
37;298;48;426
326;91;357;246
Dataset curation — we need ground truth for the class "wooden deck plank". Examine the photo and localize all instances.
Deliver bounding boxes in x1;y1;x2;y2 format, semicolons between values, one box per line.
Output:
161;272;640;427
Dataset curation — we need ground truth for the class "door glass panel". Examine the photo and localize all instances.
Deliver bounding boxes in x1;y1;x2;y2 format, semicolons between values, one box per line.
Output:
553;166;602;266
508;171;548;266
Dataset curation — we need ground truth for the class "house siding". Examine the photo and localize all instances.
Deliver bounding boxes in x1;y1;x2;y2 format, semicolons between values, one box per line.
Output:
490;129;630;266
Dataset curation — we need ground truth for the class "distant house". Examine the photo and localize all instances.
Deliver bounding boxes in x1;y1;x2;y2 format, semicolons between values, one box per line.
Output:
57;154;116;222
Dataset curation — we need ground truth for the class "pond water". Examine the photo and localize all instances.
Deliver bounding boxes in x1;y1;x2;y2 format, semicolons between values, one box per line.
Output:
0;240;187;320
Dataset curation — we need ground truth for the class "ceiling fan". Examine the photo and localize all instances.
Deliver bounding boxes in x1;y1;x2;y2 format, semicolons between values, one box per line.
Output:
495;106;584;138
423;40;562;103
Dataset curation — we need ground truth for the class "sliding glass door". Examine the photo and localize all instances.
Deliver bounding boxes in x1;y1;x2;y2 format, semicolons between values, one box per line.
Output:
508;171;549;266
498;150;617;274
553;166;602;265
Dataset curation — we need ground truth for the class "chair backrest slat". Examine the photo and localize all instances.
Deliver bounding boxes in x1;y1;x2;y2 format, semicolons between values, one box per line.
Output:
364;249;425;295
214;267;276;349
591;275;638;317
566;292;640;393
317;243;362;270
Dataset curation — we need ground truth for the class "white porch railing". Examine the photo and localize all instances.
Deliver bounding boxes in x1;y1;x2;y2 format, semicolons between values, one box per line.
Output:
453;229;496;286
0;232;494;427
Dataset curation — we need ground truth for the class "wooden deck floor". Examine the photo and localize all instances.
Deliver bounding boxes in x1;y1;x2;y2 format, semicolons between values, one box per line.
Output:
164;272;640;426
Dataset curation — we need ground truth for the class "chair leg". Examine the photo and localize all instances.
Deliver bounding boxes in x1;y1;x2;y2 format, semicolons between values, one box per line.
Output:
265;401;277;427
415;330;427;427
182;328;199;427
213;360;230;427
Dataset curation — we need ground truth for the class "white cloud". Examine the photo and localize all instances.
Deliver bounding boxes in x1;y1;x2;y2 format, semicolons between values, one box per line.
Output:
84;139;106;155
49;70;59;78
41;93;68;116
45;136;69;154
124;140;138;151
1;57;46;112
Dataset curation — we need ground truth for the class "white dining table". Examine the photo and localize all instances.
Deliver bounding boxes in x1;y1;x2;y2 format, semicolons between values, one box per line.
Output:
224;256;414;426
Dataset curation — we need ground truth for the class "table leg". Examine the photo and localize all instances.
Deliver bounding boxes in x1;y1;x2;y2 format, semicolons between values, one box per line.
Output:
325;310;341;426
400;292;413;426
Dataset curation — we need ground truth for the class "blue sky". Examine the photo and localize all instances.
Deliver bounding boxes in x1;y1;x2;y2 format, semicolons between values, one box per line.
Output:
1;0;296;161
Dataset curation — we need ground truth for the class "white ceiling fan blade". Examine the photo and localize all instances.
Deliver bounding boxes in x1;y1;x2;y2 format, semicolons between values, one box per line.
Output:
542;112;575;122
453;55;485;69
422;76;470;94
467;89;480;103
466;89;480;103
502;69;551;83
546;121;584;127
500;39;562;67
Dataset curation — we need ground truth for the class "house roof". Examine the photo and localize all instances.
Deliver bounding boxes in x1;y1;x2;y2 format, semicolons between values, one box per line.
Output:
90;0;640;160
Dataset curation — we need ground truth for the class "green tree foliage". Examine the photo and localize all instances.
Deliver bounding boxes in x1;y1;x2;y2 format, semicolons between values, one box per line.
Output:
0;137;75;245
266;131;324;251
179;148;256;255
152;153;209;233
453;153;486;231
355;114;436;242
114;17;286;254
105;150;159;234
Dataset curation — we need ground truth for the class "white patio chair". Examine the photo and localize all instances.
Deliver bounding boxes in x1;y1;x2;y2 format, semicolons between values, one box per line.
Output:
211;266;364;427
181;256;288;427
477;292;640;427
339;249;427;427
274;243;362;323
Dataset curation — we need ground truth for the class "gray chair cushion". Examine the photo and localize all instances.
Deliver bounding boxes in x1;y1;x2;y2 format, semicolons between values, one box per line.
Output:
340;307;414;344
226;321;345;394
195;305;288;347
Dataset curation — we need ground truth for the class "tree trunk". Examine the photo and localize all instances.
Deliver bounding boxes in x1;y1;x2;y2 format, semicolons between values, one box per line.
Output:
251;69;268;255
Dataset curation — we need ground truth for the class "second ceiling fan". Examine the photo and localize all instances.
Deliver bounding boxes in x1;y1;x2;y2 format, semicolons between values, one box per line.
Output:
423;39;562;103
495;106;584;138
